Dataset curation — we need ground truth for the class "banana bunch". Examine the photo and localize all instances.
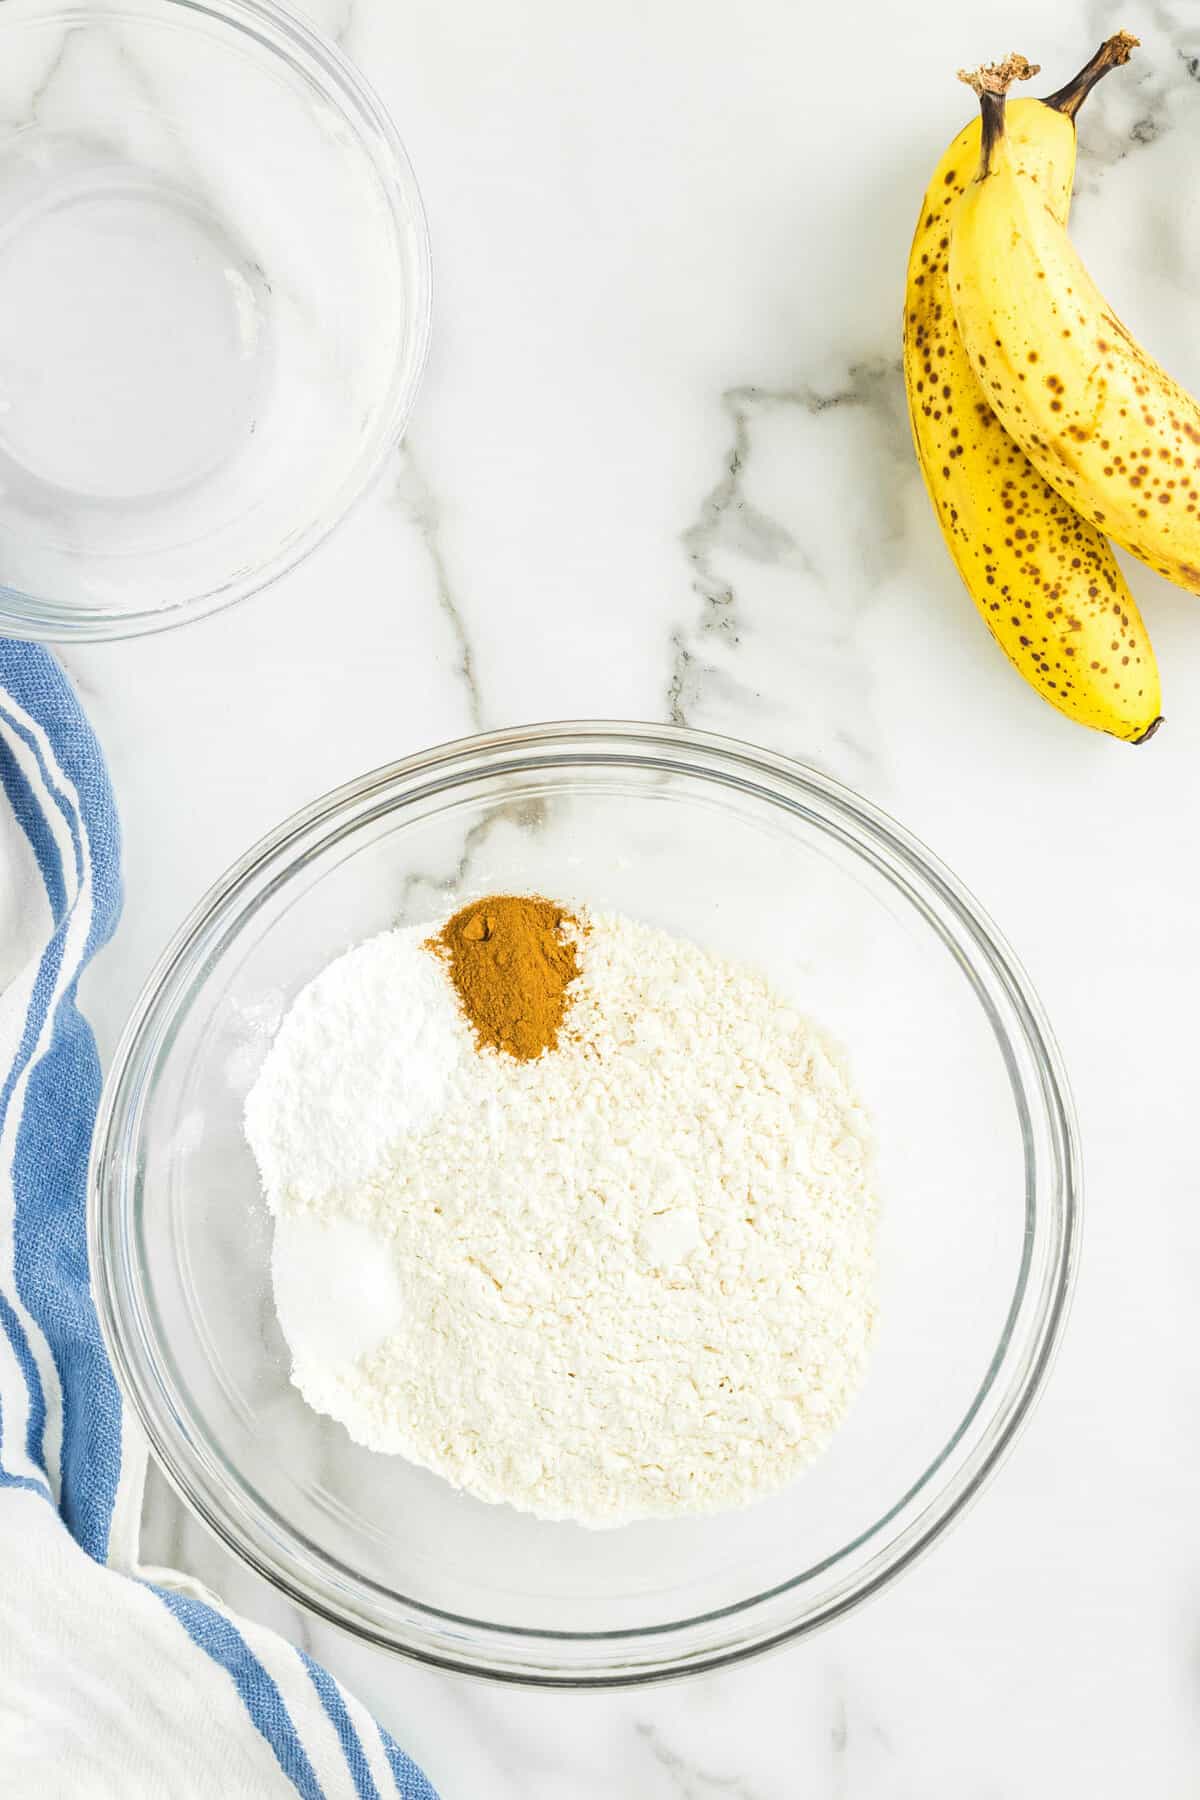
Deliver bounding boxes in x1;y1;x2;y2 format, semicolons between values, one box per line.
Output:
905;34;1171;743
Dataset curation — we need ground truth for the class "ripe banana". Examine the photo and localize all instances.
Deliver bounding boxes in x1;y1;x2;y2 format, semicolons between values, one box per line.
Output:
905;36;1161;742
951;48;1200;605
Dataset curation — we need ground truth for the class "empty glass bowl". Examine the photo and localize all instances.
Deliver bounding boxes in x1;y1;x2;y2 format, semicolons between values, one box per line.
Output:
90;724;1079;1683
0;0;430;638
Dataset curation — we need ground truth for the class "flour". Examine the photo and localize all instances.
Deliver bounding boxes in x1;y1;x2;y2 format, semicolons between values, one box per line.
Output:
245;909;879;1527
244;927;466;1205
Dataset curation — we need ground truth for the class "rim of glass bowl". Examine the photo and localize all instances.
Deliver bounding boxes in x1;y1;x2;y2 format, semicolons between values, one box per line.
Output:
0;0;432;643
89;722;1080;1686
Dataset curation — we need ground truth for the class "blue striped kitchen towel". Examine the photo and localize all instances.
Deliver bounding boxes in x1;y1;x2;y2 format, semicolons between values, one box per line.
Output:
0;642;437;1799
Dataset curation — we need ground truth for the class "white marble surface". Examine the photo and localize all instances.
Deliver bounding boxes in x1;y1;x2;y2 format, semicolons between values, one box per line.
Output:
57;0;1200;1791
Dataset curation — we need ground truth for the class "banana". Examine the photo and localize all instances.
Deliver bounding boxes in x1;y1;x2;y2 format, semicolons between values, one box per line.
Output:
951;45;1200;607
905;36;1162;742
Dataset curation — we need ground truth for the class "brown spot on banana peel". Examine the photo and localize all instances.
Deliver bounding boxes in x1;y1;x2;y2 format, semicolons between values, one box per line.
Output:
908;46;1159;740
956;50;1200;599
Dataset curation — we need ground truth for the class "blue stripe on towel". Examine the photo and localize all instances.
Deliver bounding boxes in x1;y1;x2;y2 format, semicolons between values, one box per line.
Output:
0;696;82;900
0;725;66;1498
380;1724;440;1800
16;1003;123;1558
0;1292;48;1477
0;679;124;1560
0;642;436;1799
302;1653;382;1800
0;1386;50;1497
0;1462;51;1496
0;715;68;921
156;1590;327;1799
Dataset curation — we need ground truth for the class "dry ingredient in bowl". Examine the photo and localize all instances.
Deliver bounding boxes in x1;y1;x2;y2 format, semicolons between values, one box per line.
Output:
428;893;581;1059
245;897;879;1528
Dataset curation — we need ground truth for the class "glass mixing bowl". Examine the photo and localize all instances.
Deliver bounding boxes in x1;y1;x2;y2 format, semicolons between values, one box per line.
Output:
0;0;430;638
90;724;1079;1684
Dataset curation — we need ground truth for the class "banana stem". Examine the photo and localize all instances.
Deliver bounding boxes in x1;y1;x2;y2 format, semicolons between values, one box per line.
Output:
957;53;1037;178
956;34;1140;179
1041;30;1140;119
977;90;1006;176
957;52;1040;100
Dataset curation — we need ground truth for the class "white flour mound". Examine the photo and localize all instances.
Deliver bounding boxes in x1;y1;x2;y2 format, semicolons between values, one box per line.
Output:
244;927;466;1205
245;912;879;1528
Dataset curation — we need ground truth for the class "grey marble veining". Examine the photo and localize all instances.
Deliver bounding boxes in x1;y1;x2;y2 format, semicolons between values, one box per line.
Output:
636;1721;763;1798
669;365;909;787
389;445;487;733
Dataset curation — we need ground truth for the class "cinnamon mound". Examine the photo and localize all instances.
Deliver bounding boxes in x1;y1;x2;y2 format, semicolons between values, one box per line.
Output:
429;894;582;1060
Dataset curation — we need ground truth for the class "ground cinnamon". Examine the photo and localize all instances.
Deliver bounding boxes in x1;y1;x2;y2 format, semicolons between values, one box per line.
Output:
429;894;582;1060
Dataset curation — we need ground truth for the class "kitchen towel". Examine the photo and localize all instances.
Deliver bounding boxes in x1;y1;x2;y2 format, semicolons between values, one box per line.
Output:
0;643;437;1799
